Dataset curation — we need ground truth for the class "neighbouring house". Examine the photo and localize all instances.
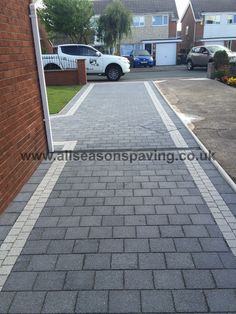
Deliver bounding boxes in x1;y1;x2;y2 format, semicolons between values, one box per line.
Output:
0;0;51;213
181;0;236;52
93;0;180;65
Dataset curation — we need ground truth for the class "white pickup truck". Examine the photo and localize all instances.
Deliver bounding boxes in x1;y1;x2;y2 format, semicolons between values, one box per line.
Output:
42;44;130;81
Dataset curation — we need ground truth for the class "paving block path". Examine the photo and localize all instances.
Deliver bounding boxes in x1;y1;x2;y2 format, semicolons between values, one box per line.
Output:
1;81;236;313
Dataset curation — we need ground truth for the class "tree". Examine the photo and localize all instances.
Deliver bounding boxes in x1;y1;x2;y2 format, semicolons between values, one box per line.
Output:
39;0;94;44
97;0;132;53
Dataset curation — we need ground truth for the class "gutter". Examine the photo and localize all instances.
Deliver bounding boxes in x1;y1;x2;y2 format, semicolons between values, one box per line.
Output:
29;3;54;153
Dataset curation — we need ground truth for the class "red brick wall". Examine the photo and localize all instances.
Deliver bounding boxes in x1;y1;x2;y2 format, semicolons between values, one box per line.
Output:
0;0;47;213
169;21;177;38
195;21;204;42
231;40;236;52
181;5;195;51
45;70;79;86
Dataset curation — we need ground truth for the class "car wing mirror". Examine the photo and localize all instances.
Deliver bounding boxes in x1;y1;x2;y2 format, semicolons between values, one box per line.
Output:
96;51;102;57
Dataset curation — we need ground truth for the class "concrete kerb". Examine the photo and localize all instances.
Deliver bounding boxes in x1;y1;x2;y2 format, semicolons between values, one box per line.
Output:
153;81;236;194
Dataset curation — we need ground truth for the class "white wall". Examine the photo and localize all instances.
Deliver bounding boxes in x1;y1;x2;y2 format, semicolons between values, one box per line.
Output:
203;13;236;39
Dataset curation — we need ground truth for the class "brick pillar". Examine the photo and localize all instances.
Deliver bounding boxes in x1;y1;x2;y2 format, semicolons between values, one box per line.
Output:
77;59;87;85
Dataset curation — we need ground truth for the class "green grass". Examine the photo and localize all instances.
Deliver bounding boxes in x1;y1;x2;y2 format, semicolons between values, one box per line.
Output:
47;85;82;114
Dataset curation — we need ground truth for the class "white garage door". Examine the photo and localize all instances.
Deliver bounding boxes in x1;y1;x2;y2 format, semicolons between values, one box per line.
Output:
156;43;177;66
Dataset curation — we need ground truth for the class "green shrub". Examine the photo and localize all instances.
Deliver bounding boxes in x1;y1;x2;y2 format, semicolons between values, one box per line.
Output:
214;70;228;79
214;50;229;70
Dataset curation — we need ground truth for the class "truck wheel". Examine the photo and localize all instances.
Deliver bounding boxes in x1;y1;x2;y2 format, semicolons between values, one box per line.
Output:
106;65;121;81
44;63;61;70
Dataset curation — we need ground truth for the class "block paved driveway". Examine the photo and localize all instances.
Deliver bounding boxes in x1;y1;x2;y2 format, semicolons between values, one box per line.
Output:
1;81;236;313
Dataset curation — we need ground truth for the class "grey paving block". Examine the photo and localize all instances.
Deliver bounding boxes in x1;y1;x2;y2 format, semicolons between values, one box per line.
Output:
199;238;229;252
65;227;89;239
141;290;174;312
125;215;146;225
146;214;168;225
105;197;124;206
155;205;177;214
183;225;209;237
160;226;184;237
27;255;57;271
64;271;95;290
0;292;15;314
0;213;18;226
150;239;175;252
134;205;155;215
99;239;124;252
176;204;198;214
136;226;160;238
57;216;80;227
22;240;50;254
42;291;77;314
111;253;138;269
84;254;111;269
165;253;195;269
190;214;215;225
212;269;236;288
12;255;31;271
73;206;93;216
183;270;215;288
109;290;140;313
144;196;163;205
174;238;202;252
80;216;102;226
94;271;123;289
74;240;99;253
168;214;191;225
47;240;74;254
205;289;236;312
139;253;165;269
94;206;113;215
218;252;236;268
0;226;11;241
56;254;84;270
113;226;136;238
125;270;154;289
33;271;65;291
102;216;124;226
125;239;149;252
3;272;37;291
114;206;134;215
41;227;67;240
9;292;46;314
154;270;185;289
89;227;112;238
192;252;224;269
76;291;108;313
173;290;208;312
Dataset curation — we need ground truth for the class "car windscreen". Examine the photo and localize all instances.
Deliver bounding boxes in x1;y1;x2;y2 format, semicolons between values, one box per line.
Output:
133;50;150;56
207;46;231;53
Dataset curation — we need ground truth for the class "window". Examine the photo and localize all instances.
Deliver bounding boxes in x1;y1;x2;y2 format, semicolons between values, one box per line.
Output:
133;16;145;27
152;15;168;26
185;26;189;35
80;46;97;56
205;15;221;24
227;15;236;24
61;45;81;55
191;47;201;53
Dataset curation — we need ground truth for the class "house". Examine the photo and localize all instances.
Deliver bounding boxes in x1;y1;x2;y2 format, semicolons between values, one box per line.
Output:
93;0;180;65
181;0;236;52
0;0;51;213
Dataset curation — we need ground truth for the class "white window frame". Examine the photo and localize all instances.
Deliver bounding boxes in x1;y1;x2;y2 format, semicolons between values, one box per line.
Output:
205;15;221;25
152;15;168;27
132;16;145;27
227;14;236;24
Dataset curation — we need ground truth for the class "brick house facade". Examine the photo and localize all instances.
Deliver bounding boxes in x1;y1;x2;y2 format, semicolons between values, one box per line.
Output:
0;0;48;213
93;0;180;66
181;0;236;51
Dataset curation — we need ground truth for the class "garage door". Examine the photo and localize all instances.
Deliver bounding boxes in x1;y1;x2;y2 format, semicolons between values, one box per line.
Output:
156;43;177;66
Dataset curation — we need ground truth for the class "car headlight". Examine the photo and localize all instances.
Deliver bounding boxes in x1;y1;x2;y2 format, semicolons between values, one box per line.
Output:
134;57;139;61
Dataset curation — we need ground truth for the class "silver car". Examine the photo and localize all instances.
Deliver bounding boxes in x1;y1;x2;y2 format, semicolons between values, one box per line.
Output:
186;45;236;70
